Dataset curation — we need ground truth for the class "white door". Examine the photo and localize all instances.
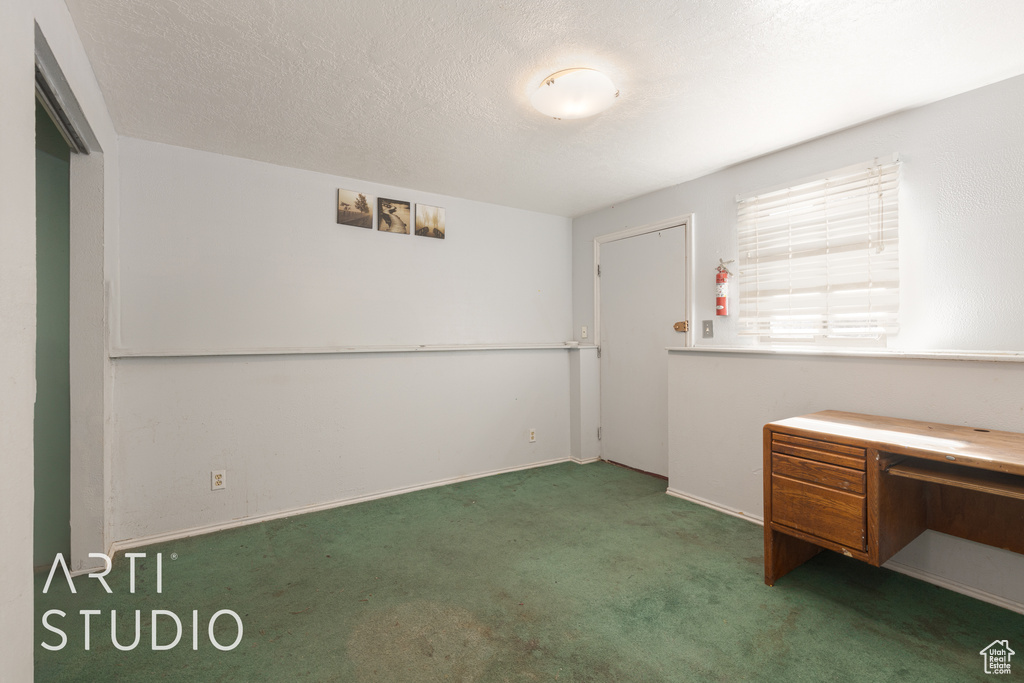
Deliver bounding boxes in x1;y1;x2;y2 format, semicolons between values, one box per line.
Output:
599;226;686;477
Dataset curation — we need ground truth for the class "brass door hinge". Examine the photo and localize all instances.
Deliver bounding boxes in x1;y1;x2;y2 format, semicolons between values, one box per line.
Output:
674;321;689;333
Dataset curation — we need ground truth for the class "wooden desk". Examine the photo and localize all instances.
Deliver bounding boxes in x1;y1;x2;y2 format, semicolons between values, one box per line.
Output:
763;410;1024;586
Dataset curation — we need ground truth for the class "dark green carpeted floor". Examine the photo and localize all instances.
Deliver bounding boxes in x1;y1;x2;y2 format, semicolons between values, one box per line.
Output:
35;462;1022;682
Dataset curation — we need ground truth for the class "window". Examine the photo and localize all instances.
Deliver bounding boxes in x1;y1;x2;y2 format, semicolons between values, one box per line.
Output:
737;157;900;342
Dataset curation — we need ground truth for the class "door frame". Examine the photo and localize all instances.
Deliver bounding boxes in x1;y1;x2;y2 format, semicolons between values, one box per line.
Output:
36;24;109;573
593;214;695;351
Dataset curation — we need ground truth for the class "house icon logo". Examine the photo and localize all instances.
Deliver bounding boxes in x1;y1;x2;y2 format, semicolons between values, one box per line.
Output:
980;640;1014;675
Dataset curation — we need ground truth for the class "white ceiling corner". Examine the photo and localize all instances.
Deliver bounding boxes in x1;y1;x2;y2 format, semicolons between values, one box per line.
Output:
64;0;1024;217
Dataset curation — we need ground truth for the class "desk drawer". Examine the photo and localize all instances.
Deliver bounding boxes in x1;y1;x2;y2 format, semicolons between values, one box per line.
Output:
772;433;866;470
772;474;866;551
772;452;865;494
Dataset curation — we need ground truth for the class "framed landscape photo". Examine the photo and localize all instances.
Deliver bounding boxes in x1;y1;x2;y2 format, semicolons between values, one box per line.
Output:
377;198;411;234
337;189;373;228
415;204;446;239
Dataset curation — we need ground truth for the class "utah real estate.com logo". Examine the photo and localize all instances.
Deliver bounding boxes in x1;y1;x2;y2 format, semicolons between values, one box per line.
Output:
980;640;1014;675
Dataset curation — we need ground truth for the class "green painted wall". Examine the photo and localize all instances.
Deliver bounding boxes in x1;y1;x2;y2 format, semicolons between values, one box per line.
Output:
34;100;71;567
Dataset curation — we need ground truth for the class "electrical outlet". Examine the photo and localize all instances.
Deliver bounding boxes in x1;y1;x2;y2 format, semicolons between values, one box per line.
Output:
529;429;537;443
581;326;588;339
703;320;714;338
211;470;226;491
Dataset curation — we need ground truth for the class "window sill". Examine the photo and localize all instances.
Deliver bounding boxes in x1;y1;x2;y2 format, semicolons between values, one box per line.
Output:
665;345;1024;364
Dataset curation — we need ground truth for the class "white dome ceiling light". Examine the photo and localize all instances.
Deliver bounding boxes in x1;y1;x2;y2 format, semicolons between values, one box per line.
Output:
530;68;619;120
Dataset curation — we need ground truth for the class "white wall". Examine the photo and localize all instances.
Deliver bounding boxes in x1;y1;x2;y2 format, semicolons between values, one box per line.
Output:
572;75;1024;608
112;139;574;543
668;351;1024;608
573;74;1024;353
117;138;571;352
113;351;570;541
0;3;38;678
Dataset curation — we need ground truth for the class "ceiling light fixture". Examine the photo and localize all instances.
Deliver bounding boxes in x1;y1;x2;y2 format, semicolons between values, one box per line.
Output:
530;68;618;120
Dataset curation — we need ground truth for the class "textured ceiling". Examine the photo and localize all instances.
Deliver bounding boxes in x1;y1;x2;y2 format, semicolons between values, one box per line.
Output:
65;0;1024;217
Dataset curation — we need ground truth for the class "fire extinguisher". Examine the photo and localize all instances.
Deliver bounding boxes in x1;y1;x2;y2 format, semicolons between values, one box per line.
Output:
716;259;734;316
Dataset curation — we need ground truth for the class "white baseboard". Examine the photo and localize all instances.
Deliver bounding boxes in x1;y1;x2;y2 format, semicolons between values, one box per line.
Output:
571;457;601;465
108;456;571;555
666;488;1024;614
884;560;1024;614
666;487;764;525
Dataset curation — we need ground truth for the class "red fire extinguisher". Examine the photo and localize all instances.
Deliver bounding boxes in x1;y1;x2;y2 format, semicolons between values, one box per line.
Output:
716;259;734;316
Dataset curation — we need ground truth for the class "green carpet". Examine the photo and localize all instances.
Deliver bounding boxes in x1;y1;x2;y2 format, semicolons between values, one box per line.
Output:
35;462;1022;681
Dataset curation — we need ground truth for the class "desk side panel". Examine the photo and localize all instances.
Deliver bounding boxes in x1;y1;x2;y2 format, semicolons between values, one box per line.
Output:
872;450;928;565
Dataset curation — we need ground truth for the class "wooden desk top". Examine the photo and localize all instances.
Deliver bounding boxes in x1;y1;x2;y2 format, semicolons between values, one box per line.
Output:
766;410;1024;477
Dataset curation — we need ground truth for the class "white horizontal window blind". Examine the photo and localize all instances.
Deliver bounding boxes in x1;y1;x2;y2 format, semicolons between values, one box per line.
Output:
737;158;900;340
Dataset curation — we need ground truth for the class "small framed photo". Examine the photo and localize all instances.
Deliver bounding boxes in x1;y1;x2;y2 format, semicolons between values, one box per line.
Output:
377;198;411;234
337;189;374;228
415;204;446;239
